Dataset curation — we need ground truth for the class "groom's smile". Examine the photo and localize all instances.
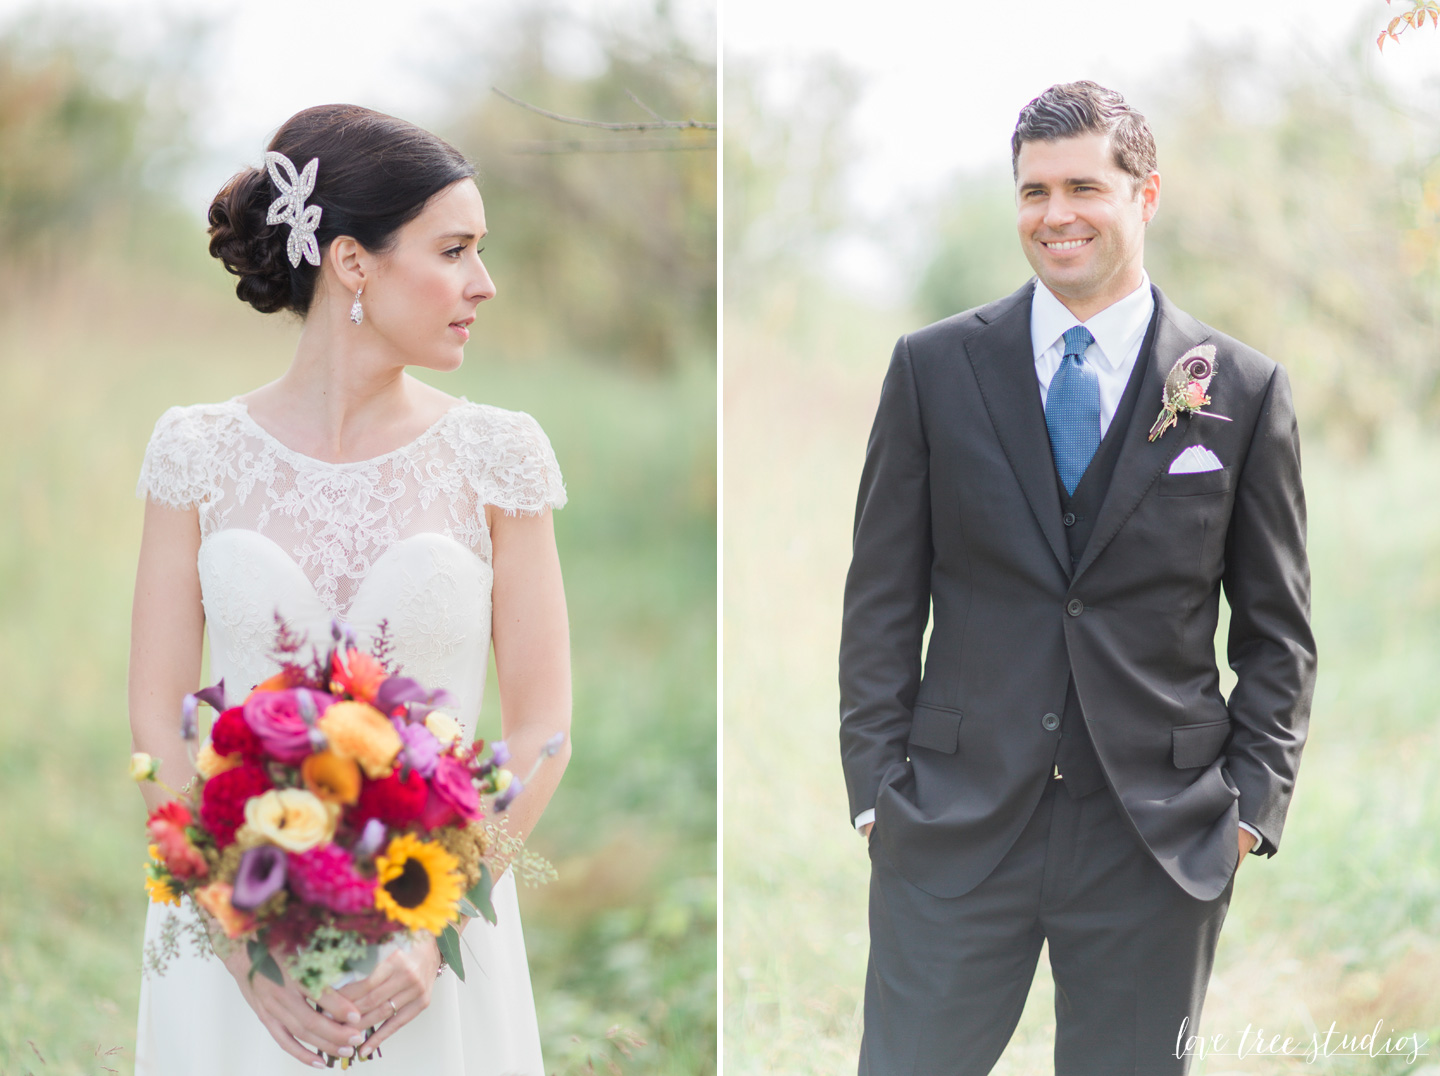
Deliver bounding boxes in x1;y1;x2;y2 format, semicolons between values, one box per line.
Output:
1015;130;1160;322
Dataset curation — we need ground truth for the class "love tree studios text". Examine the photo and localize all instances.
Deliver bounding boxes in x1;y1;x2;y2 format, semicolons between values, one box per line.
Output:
1176;1018;1428;1065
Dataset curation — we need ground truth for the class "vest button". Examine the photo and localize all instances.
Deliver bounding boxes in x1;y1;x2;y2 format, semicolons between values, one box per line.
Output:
1063;512;1076;527
1042;712;1061;731
1066;598;1084;617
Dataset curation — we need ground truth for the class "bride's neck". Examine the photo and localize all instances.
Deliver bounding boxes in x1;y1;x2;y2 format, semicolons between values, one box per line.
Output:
247;308;428;462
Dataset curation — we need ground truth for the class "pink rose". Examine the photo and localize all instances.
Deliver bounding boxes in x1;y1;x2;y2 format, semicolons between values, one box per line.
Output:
242;689;331;764
420;756;480;829
1181;382;1208;408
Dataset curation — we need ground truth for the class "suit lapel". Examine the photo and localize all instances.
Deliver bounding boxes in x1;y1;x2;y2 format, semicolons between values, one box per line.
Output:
961;281;1070;577
1071;286;1212;582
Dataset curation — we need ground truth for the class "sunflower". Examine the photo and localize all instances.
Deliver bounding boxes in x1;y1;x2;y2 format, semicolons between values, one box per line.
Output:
373;833;463;934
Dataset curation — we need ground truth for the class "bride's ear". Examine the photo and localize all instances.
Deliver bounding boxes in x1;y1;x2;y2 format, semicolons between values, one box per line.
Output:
326;236;368;295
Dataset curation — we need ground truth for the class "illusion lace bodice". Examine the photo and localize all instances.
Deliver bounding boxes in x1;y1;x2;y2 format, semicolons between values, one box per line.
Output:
135;398;566;729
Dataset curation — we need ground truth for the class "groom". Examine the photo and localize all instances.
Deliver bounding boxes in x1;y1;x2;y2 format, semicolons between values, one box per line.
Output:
838;81;1315;1075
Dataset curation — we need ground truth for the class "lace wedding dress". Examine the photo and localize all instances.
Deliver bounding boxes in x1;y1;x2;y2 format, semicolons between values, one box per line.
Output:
132;398;565;1075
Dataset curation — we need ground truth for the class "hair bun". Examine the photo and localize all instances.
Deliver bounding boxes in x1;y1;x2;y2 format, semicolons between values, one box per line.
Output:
207;166;295;314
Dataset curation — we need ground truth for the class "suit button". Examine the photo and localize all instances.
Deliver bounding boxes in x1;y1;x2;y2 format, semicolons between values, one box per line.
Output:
1042;712;1061;731
1066;598;1084;616
1062;512;1076;527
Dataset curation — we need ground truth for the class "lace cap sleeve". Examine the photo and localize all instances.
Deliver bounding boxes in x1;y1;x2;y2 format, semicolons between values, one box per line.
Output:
453;405;567;515
135;404;221;510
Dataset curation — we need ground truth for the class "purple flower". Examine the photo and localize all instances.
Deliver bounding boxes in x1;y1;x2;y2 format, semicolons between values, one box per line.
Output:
181;679;228;742
541;731;567;758
393;719;440;778
489;741;511;768
495;776;524;812
375;676;458;721
231;845;287;911
356;818;387;857
181;696;199;742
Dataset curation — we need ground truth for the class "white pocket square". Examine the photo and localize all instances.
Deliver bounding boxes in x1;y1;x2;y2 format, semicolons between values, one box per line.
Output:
1168;445;1224;474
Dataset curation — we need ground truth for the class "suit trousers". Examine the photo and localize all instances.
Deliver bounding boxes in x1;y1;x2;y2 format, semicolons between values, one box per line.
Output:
860;776;1234;1076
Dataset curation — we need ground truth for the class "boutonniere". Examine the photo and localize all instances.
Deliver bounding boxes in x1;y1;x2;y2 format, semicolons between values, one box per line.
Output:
1147;344;1233;441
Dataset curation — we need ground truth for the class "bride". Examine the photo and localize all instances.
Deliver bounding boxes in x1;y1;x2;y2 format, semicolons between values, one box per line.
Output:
129;104;571;1072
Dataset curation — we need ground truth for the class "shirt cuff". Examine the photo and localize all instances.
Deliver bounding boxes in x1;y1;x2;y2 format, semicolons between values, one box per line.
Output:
1239;820;1263;852
854;808;876;832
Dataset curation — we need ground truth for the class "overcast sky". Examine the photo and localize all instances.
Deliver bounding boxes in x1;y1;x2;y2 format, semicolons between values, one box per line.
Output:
725;0;1440;295
0;0;715;214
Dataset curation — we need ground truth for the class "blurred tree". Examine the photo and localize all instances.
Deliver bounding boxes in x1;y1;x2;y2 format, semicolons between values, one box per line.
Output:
440;5;715;372
917;41;1439;451
0;14;198;281
913;172;1032;322
723;54;861;313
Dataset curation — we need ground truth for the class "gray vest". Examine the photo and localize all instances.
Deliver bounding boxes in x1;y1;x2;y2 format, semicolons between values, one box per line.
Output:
1051;311;1159;797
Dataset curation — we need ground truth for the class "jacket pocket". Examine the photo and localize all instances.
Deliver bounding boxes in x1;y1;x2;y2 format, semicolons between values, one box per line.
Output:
1172;719;1232;768
1157;469;1231;497
909;704;962;754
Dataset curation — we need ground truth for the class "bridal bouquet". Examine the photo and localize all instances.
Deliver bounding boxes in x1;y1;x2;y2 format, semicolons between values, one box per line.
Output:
132;617;561;1065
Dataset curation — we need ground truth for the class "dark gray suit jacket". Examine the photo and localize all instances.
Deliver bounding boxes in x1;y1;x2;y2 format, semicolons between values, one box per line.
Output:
839;281;1316;902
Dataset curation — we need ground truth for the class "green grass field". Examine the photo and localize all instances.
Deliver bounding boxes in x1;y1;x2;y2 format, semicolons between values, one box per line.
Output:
0;253;716;1074
723;289;1440;1076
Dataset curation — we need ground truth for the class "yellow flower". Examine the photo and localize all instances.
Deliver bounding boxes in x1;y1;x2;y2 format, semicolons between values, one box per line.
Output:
144;843;182;905
243;788;336;853
145;873;180;905
373;833;463;935
130;752;161;782
301;749;362;806
425;711;462;749
319;701;403;779
196;740;241;779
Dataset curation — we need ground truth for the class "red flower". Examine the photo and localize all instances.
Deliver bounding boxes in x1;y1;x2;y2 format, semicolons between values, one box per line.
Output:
211;707;262;762
148;802;208;880
419;784;459;830
349;769;428;828
200;764;274;848
331;648;388;705
147;801;193;830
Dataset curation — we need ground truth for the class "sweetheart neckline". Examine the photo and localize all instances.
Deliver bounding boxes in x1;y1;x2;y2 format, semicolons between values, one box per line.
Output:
199;528;494;621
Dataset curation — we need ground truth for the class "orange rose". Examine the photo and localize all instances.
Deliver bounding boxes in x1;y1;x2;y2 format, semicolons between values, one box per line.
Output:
248;668;305;698
301;750;362;806
319;701;403;779
330;648;388;705
194;882;256;938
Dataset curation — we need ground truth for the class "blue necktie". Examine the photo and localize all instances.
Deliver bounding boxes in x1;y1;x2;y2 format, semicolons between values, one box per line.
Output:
1046;325;1100;496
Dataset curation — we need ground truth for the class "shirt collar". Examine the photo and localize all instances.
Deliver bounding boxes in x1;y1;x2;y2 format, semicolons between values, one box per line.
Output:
1030;271;1154;373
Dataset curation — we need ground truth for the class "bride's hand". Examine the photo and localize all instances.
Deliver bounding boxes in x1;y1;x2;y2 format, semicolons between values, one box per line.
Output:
336;934;444;1058
220;944;368;1066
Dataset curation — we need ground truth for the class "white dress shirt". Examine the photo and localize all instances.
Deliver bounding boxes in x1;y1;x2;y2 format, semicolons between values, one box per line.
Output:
856;273;1262;851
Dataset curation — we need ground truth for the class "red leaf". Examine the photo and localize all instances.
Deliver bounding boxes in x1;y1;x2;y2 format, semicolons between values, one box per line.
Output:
1378;30;1388;49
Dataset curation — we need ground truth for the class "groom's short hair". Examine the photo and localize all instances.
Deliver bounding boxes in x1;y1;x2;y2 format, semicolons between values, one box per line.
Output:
1011;81;1157;189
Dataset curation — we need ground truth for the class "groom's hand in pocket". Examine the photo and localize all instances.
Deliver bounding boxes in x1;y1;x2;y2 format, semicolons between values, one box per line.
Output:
861;822;873;841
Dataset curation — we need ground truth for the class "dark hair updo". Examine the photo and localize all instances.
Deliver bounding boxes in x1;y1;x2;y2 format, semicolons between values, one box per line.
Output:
207;104;476;315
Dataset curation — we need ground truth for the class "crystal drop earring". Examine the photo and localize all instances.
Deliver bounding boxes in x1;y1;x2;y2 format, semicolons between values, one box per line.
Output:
350;286;364;326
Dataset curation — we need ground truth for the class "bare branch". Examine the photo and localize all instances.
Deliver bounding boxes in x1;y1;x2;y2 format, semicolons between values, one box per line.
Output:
491;87;716;131
625;89;666;122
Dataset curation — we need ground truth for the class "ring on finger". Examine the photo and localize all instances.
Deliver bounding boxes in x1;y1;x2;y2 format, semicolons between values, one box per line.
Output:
389;998;398;1017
